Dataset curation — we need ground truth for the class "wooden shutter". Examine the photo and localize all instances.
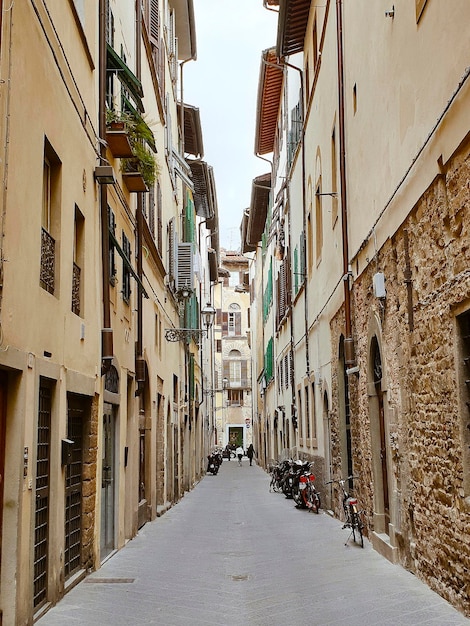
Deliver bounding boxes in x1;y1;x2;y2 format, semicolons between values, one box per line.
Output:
235;312;241;335
168;218;176;283
221;312;228;336
149;0;160;46
176;242;194;292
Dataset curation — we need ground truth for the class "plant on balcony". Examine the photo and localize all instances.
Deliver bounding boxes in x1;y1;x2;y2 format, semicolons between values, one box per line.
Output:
106;109;159;188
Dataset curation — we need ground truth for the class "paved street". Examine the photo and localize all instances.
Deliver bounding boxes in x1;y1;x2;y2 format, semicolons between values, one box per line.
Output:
38;459;469;626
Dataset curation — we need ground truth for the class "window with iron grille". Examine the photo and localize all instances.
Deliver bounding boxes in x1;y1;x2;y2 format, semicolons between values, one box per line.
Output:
40;140;61;295
72;206;84;316
34;382;52;608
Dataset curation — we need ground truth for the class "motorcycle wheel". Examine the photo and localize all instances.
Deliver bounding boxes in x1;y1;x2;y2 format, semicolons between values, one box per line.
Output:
293;490;304;507
306;485;320;513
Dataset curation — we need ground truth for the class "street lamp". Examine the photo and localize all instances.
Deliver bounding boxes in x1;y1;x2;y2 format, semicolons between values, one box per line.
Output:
201;303;216;330
164;301;216;342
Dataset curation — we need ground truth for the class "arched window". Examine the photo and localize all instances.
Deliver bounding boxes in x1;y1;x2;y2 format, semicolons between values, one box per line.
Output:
228;303;241;335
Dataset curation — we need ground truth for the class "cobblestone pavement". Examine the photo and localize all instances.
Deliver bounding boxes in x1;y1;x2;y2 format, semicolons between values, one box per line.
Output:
37;459;469;626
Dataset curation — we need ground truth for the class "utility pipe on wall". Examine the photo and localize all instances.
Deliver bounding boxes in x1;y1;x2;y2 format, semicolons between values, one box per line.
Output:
99;0;113;372
336;0;355;366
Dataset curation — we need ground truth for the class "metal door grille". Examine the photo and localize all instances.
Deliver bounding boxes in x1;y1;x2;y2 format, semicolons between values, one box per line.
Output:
64;405;83;578
33;384;51;608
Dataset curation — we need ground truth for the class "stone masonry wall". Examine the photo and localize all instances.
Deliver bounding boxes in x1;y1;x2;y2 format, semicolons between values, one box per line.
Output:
330;139;470;616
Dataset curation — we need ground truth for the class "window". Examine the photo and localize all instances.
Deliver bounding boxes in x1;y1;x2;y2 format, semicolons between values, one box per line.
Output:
307;211;313;274
331;125;338;226
156;180;163;253
315;184;323;264
416;0;428;21
122;232;131;302
228;303;241;336
227;389;243;406
311;382;317;441
312;18;318;70
72;206;84;316
108;207;117;284
229;360;241;386
40;140;61;295
155;311;162;356
457;310;470;495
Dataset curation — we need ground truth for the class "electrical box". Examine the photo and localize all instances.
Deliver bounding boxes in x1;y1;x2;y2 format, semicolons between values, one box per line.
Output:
373;272;386;298
61;438;75;466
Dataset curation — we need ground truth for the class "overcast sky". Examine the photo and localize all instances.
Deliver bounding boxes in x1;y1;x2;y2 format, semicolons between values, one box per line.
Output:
184;0;278;251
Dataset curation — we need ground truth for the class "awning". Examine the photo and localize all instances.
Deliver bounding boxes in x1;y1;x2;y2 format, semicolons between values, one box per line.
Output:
246;173;271;247
255;48;284;156
276;0;311;58
107;45;144;111
109;230;149;298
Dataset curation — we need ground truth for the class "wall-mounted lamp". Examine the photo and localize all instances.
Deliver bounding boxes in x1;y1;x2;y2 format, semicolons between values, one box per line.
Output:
201;302;216;330
94;165;116;184
164;302;216;343
385;5;395;17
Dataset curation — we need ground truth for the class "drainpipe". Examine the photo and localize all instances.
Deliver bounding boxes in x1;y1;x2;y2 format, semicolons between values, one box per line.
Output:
336;0;355;366
135;0;145;395
99;0;113;374
283;59;310;380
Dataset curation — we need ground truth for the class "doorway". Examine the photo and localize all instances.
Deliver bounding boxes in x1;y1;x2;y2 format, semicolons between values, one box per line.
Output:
228;426;243;448
370;336;390;533
64;395;85;579
0;372;7;625
33;381;52;609
101;403;115;561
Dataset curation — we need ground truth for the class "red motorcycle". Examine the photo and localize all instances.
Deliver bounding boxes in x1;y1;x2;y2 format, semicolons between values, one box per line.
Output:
293;463;321;513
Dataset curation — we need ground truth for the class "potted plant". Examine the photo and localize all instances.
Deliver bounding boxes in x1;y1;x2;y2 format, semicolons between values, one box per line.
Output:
105;109;136;157
106;109;159;190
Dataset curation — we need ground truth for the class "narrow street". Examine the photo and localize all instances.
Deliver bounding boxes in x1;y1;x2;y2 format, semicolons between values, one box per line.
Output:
38;460;469;626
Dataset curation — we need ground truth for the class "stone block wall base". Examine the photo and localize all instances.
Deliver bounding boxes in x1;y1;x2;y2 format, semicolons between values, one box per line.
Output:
372;531;399;563
156;501;172;517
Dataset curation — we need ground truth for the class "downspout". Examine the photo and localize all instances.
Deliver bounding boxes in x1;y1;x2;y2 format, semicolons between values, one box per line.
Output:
280;58;309;441
99;0;113;373
336;0;355;366
135;0;145;396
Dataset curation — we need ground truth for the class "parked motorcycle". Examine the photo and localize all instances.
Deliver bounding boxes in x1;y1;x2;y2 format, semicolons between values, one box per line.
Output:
293;463;321;513
207;450;222;475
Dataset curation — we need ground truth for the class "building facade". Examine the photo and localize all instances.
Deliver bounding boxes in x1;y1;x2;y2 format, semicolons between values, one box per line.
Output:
245;0;470;617
0;1;218;624
212;250;252;452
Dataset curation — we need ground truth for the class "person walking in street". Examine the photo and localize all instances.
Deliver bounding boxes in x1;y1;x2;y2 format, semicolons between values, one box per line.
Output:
236;445;244;466
246;443;255;466
225;444;232;460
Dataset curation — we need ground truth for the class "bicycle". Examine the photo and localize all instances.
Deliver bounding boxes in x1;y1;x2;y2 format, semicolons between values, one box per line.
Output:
325;475;365;547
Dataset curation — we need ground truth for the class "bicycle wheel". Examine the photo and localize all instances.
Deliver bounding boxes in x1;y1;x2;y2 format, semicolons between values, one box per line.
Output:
351;508;364;547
